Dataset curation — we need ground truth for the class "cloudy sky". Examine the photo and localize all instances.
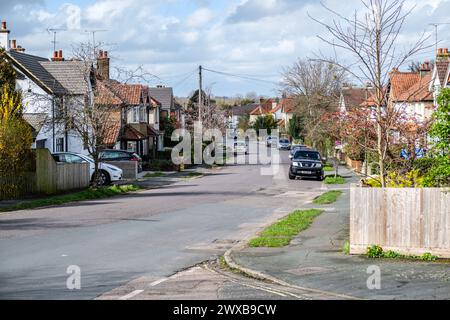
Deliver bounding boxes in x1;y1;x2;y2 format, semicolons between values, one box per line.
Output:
1;0;449;97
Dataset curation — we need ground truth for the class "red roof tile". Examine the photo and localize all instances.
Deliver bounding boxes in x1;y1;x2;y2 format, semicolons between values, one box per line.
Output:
104;111;121;146
389;70;420;101
396;74;433;102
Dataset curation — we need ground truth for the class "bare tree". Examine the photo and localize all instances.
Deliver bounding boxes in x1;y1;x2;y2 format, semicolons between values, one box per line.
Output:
309;0;431;186
280;59;346;150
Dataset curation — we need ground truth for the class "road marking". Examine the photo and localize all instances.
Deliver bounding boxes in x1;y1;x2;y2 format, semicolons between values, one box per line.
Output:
118;289;144;300
150;278;168;286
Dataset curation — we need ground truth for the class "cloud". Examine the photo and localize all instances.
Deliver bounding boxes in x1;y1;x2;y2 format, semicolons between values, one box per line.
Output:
3;0;449;96
186;8;214;28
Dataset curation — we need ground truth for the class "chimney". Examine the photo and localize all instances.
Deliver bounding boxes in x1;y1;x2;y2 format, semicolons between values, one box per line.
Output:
51;50;64;61
0;20;10;51
97;50;110;80
437;48;449;61
419;61;431;79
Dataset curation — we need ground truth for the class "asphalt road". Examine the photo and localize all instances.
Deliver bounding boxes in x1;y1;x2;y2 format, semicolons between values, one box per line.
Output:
0;148;324;299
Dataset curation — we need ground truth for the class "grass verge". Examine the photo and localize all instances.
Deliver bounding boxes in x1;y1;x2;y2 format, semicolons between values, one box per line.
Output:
313;190;343;205
323;166;334;172
0;184;140;213
183;172;204;178
143;172;165;178
324;175;346;185
248;209;323;248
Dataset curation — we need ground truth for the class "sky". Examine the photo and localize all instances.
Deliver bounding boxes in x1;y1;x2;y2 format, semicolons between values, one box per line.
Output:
1;0;450;97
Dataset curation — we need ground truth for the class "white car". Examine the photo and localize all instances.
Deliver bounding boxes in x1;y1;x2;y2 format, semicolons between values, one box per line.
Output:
53;152;123;185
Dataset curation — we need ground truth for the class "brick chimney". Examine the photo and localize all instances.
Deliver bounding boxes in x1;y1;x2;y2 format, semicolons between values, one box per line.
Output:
437;48;450;61
51;50;64;62
419;61;431;79
97;50;110;80
0;21;10;51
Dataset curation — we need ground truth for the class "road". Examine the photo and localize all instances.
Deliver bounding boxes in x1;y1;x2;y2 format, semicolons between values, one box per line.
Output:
0;149;324;299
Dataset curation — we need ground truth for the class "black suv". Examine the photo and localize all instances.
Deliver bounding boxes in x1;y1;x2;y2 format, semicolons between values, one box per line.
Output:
289;149;324;181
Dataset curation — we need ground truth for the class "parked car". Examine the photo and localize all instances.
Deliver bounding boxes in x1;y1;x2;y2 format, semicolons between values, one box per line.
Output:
233;141;249;155
278;138;291;150
289;149;325;181
266;136;278;147
289;145;309;159
99;149;143;172
52;152;123;186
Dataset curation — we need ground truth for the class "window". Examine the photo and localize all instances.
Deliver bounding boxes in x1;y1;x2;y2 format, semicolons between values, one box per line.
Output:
55;138;64;152
64;154;85;163
139;106;146;123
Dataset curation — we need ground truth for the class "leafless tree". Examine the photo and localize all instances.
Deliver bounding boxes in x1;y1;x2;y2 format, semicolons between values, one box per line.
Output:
309;0;431;186
280;59;346;149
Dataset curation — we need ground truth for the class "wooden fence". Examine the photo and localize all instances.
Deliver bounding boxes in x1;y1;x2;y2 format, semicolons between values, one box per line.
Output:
0;149;90;200
350;186;450;258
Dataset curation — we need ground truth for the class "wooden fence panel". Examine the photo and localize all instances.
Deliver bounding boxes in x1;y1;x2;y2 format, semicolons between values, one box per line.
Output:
350;186;450;258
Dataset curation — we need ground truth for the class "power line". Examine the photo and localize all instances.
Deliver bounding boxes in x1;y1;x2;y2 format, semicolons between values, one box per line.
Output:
202;67;279;85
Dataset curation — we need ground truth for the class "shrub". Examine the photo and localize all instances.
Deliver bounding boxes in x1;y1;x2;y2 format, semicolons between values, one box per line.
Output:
367;245;383;258
422;252;437;261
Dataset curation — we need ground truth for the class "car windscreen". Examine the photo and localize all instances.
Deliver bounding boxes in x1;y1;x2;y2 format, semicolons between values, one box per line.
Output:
280;139;289;143
294;151;321;160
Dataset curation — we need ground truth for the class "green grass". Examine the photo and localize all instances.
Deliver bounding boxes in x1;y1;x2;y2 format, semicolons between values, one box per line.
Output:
143;172;165;178
0;185;140;213
366;245;438;261
313;190;343;204
342;240;350;254
248;209;323;248
183;172;204;178
324;175;346;185
323;166;334;172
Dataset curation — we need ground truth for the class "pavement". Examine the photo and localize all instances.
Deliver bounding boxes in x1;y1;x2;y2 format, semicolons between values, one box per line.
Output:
229;167;450;300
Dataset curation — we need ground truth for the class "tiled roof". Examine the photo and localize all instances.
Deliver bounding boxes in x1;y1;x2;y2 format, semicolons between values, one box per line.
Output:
250;105;266;116
280;97;296;113
435;60;450;86
104;111;121;146
40;61;90;95
110;83;145;105
6;51;66;95
269;104;282;113
389;70;420;101
232;103;259;116
148;87;174;110
95;81;124;105
341;87;375;109
396;74;433;102
23;113;46;138
121;124;147;141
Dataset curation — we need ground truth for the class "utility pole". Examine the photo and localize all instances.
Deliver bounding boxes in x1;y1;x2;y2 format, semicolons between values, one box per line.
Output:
429;23;450;59
199;65;203;122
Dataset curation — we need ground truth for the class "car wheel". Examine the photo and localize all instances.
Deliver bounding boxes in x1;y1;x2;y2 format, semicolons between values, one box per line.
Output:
93;170;111;186
289;172;296;180
317;174;324;181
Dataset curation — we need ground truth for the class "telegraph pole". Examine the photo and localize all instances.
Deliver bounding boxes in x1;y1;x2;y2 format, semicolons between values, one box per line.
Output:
199;65;203;122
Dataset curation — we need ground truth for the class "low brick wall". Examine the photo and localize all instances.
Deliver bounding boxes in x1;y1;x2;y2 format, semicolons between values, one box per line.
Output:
105;161;138;180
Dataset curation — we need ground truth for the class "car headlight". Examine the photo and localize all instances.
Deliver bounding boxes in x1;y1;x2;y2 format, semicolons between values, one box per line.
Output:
108;166;121;172
292;162;300;167
315;163;323;168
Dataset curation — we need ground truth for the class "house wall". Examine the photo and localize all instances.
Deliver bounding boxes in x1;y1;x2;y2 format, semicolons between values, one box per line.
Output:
17;74;89;155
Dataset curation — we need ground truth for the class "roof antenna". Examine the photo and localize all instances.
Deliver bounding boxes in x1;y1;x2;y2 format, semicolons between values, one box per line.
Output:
429;23;450;60
84;29;107;55
47;28;67;53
